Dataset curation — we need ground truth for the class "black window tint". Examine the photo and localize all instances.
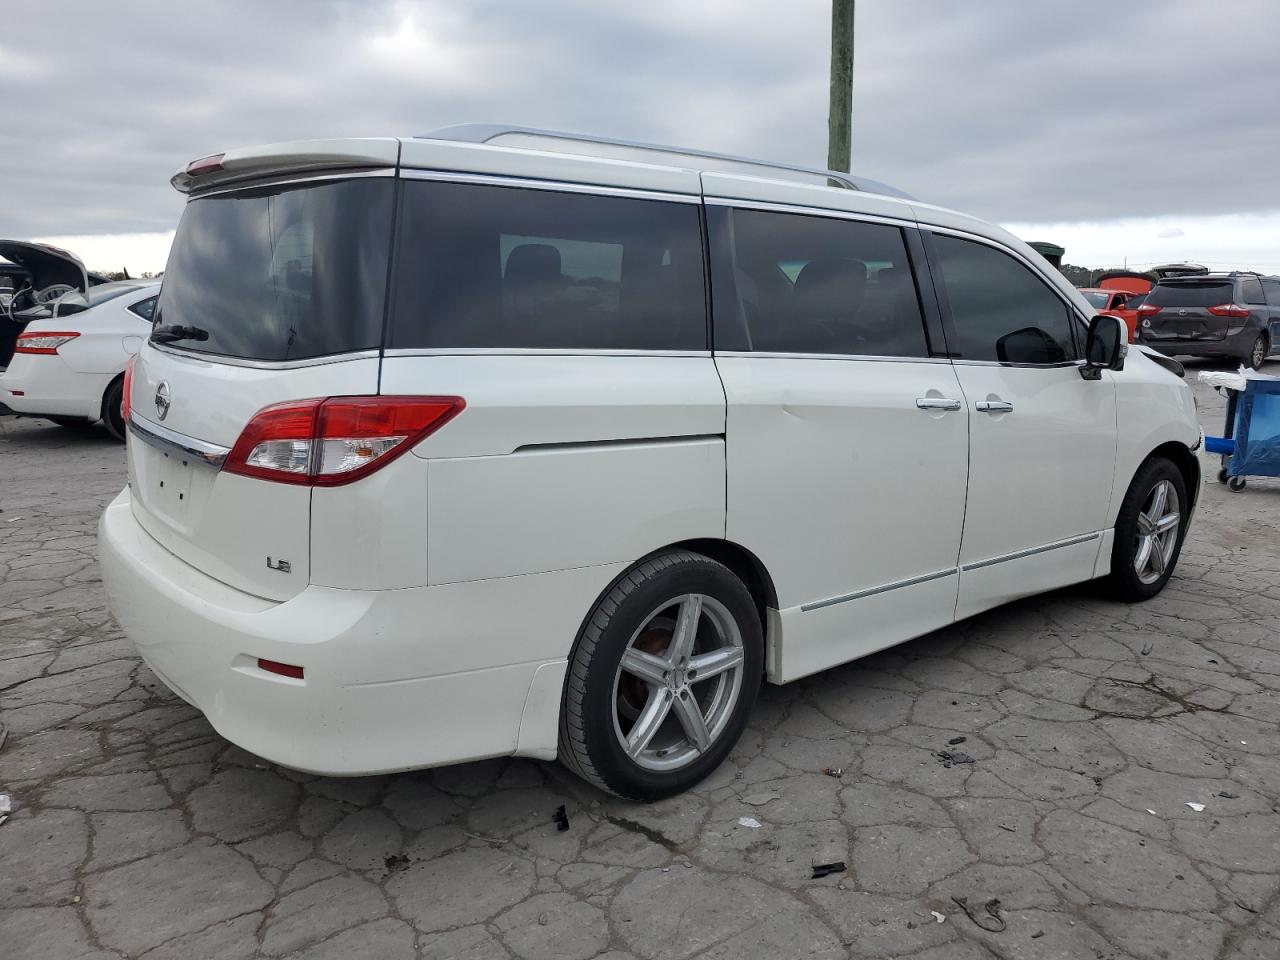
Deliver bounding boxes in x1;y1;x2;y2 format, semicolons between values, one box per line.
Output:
1263;279;1280;307
156;178;393;361
932;235;1075;364
1147;282;1235;308
1240;277;1266;305
709;207;928;357
389;181;705;351
128;296;157;321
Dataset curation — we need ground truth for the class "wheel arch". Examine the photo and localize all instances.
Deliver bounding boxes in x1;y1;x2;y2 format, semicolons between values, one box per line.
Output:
100;370;125;420
1145;440;1201;514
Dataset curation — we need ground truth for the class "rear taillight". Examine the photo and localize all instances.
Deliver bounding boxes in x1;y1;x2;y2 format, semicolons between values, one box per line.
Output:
223;396;464;486
14;331;80;355
122;355;137;422
1208;303;1251;318
1137;305;1163;319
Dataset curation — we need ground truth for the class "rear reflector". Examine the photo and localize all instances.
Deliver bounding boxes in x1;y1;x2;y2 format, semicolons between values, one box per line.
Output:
257;658;304;680
1137;305;1163;319
224;396;465;486
121;354;137;422
186;153;225;176
1208;303;1251;318
15;331;80;355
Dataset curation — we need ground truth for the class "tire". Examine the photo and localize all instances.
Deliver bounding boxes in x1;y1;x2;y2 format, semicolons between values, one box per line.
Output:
1217;467;1230;484
1228;476;1247;492
558;550;763;800
1247;334;1268;371
101;377;126;442
1107;457;1189;602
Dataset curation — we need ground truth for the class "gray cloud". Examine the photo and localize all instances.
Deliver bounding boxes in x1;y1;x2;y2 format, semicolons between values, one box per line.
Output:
4;0;1279;240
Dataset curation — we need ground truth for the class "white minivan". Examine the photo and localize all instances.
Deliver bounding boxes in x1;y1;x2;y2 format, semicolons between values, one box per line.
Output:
100;126;1200;799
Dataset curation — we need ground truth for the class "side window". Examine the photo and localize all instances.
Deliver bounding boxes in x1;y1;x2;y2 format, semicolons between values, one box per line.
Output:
1240;277;1266;305
128;296;158;322
931;235;1076;364
1263;279;1280;307
709;206;930;357
389;180;706;351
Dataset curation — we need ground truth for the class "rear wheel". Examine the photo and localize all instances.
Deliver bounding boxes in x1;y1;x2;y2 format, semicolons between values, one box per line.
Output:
101;377;125;442
559;551;762;800
1107;457;1188;602
1248;334;1268;371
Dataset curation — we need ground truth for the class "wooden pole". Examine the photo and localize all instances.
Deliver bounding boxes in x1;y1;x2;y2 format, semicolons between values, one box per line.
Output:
828;0;854;172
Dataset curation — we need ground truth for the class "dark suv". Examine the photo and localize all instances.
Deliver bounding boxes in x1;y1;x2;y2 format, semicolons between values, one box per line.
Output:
1136;272;1280;369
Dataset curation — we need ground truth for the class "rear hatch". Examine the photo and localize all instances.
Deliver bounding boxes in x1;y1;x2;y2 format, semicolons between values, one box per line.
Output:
1140;279;1237;342
1;241;90;367
128;159;396;601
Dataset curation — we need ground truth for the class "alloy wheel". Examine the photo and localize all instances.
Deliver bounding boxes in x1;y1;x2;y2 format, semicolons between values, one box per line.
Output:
1133;479;1181;585
611;593;745;772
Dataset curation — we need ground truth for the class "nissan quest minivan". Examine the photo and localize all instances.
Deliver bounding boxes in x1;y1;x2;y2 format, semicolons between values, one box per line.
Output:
100;126;1201;799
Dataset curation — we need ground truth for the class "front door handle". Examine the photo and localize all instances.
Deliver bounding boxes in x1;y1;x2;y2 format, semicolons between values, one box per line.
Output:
916;397;962;411
975;400;1014;414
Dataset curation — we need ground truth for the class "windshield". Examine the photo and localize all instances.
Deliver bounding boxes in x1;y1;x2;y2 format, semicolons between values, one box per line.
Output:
1146;281;1235;308
154;177;394;361
1080;291;1110;308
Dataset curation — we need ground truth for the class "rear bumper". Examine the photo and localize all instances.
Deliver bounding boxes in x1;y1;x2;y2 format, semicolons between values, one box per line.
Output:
99;487;580;775
1139;327;1257;360
0;354;104;419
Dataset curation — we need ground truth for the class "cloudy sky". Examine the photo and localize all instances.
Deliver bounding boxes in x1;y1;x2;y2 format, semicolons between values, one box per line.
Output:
5;0;1280;274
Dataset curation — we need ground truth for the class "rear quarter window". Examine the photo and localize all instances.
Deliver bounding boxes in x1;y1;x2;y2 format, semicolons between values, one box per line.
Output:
388;180;707;351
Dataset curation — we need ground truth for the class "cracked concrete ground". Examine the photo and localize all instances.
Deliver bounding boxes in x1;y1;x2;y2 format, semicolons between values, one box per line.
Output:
3;367;1280;960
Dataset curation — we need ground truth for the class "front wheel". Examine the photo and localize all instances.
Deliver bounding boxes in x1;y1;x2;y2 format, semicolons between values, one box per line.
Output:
1107;457;1188;602
558;551;763;800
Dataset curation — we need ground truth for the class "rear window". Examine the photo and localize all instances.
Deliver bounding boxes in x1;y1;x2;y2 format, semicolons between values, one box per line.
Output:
1146;281;1235;308
388;180;706;351
154;178;394;361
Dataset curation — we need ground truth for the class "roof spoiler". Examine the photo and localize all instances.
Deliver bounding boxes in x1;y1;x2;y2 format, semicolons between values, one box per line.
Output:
171;138;401;194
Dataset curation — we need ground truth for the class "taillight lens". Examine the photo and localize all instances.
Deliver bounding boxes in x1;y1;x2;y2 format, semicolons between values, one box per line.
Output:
186;153;225;176
1208;303;1251;318
122;355;137;422
224;396;464;486
14;331;80;355
1137;305;1163;319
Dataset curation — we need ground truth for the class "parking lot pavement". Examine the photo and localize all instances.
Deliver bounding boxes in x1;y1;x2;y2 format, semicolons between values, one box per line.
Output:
2;368;1280;960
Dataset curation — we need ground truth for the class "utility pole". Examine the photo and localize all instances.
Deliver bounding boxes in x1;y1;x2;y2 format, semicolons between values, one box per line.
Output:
828;0;855;173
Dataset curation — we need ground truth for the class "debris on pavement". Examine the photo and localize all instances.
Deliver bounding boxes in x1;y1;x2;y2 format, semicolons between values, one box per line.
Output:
1218;791;1240;799
947;736;967;745
736;817;762;829
383;854;409;871
1146;809;1158;816
821;766;844;778
811;861;846;879
740;792;781;806
997;824;1016;832
1235;899;1259;914
1031;930;1045;939
1185;802;1206;812
930;911;946;923
951;896;1006;933
1141;641;1153;655
553;805;570;832
464;831;508;845
936;749;975;768
0;723;8;754
0;794;11;815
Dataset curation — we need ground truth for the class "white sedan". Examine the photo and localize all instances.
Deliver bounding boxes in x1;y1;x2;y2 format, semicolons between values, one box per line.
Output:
1;280;160;440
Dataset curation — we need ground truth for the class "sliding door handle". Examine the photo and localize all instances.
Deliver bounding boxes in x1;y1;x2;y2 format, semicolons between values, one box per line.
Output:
975;400;1014;414
915;397;962;411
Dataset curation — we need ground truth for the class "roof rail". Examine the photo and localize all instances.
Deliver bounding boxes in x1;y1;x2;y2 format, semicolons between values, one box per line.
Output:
418;124;913;200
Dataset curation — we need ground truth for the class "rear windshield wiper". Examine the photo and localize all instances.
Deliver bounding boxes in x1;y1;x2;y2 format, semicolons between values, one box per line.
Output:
151;323;210;344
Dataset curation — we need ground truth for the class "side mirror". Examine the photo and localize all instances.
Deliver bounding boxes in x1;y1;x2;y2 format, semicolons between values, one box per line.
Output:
1082;313;1126;380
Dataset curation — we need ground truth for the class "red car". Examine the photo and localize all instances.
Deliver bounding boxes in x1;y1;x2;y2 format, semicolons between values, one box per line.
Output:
1078;288;1142;341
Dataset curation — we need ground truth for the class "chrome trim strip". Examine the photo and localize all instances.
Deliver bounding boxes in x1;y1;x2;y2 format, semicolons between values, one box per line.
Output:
952;358;1084;370
398;169;700;204
380;347;712;359
513;434;722;455
146;343;381;369
189;168;396;199
128;413;231;467
713;350;950;364
801;567;957;613
961;532;1101;572
703;195;915;229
